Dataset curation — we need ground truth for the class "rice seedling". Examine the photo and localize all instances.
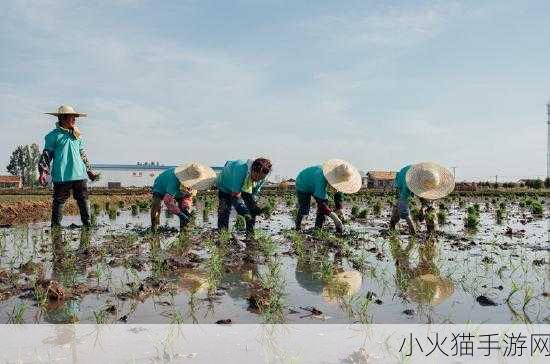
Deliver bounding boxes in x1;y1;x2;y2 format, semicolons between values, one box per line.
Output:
496;207;506;224
107;207;118;220
530;201;543;216
284;194;294;207
372;201;382;216
234;214;246;231
464;206;480;230
256;232;277;257
7;303;27;324
131;204;139;215
205;239;225;295
357;208;368;219
137;200;150;210
118;200;124;209
351;205;360;217
287;231;305;259
257;257;286;323
437;209;447;225
33;282;48;308
92;308;108;324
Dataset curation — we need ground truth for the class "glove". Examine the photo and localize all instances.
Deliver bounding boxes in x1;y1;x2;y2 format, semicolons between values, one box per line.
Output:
39;173;48;186
328;212;344;234
87;171;100;182
177;211;192;224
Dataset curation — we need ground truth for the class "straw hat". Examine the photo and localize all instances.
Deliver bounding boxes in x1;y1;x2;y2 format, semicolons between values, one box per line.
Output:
407;274;454;306
45;105;87;117
322;159;362;194
322;270;362;303
405;162;455;200
174;162;217;191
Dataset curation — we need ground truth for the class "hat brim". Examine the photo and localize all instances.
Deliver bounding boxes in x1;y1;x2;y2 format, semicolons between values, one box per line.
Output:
322;159;362;194
407;274;454;306
406;162;455;200
45;112;87;117
174;163;217;191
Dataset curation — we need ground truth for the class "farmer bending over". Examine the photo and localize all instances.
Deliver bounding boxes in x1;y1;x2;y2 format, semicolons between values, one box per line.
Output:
390;162;454;235
151;163;217;232
216;158;272;237
295;159;362;234
38;105;99;228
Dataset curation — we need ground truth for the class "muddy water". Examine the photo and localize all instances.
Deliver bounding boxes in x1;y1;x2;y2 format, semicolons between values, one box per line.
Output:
0;196;548;324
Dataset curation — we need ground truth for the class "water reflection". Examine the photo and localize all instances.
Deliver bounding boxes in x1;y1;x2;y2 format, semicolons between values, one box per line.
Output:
390;236;454;306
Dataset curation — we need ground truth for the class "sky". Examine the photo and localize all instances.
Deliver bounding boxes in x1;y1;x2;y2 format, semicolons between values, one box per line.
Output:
1;0;549;181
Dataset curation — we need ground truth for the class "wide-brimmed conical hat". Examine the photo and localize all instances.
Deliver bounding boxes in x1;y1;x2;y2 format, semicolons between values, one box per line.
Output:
407;273;454;306
405;162;455;200
322;270;363;303
174;162;217;191
322;159;362;194
45;105;87;117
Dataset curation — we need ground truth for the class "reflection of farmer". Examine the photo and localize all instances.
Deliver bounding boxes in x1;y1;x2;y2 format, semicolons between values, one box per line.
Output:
38;105;99;228
390;162;454;235
295;160;361;234
151;163;217;232
390;237;454;306
216;158;272;237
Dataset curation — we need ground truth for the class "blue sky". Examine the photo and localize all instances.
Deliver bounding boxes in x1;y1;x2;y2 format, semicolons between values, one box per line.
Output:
1;0;548;181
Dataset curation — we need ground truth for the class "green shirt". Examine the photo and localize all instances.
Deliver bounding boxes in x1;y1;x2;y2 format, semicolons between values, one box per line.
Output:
217;159;266;196
295;165;328;200
394;165;412;201
44;128;87;183
152;168;183;198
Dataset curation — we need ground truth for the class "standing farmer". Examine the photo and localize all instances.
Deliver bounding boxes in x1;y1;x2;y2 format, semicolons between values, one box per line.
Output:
390;162;454;235
38;105;99;228
295;159;362;234
216;158;272;237
151;163;217;232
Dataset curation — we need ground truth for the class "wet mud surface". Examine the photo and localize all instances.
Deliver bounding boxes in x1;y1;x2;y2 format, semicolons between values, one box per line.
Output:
0;193;548;324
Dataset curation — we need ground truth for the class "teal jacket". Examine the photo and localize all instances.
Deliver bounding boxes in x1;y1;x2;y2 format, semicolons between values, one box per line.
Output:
295;165;329;200
217;159;267;196
394;165;412;201
43;128;87;183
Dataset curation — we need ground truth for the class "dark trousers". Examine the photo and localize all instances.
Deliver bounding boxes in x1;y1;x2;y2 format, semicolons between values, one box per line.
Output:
217;190;260;233
51;180;90;227
295;191;343;229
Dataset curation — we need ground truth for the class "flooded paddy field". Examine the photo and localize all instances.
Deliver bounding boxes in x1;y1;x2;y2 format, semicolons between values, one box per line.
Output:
0;192;548;324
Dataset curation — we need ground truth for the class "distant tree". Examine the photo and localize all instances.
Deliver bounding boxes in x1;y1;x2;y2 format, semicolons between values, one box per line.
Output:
532;179;543;189
545;177;550;189
6;143;41;187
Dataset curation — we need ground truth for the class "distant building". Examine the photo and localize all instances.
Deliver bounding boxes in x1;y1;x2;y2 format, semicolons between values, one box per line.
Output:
0;175;22;188
107;182;122;189
366;171;397;189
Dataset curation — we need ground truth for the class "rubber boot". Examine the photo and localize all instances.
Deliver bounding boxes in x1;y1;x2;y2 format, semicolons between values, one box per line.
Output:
314;212;326;229
51;201;65;228
76;198;91;227
295;213;304;231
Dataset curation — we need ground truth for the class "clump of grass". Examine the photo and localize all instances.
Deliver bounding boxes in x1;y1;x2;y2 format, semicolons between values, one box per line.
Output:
136;200;150;210
7;303;27;324
372;201;382;216
285;194;294;207
357;208;368;219
530;200;543;216
496;206;506;224
257;257;286;323
464;205;480;230
437;209;447;225
205;238;226;295
351;205;360;218
131;204;139;216
118;200;124;209
234;214;246;231
107;207;118;220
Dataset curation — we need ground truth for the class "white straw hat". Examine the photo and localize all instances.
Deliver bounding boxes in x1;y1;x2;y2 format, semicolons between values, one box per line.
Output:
45;105;87;117
322;159;362;194
407;274;454;306
406;162;455;200
174;162;217;191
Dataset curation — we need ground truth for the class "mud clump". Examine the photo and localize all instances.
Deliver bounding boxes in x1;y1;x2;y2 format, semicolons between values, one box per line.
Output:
476;295;498;306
